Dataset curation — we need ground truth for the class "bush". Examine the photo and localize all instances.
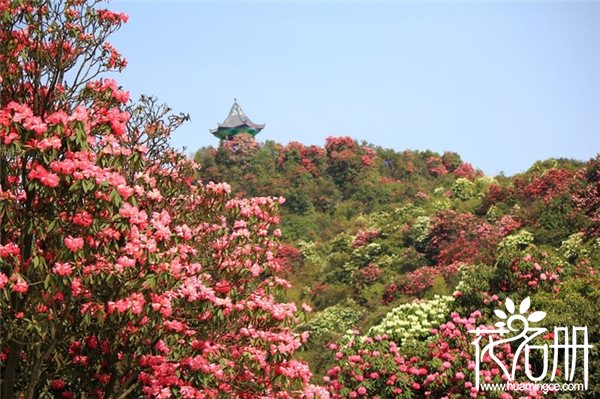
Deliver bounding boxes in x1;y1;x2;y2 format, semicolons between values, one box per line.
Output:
369;295;453;342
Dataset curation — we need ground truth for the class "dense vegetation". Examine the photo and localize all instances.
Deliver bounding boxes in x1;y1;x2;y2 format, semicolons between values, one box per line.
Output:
0;2;324;398
195;134;599;398
0;0;597;397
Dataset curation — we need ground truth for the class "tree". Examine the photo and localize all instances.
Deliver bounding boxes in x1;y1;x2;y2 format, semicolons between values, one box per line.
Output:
0;1;327;398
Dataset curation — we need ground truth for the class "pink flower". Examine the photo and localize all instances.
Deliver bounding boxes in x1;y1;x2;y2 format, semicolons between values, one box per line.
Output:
28;164;59;188
11;276;29;293
104;108;129;136
0;273;8;289
71;278;84;296
357;386;367;395
155;339;169;354
64;236;84;252
52;262;72;276
23;115;47;135
116;256;135;271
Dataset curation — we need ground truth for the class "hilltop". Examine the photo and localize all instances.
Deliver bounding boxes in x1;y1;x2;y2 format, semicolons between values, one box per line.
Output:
195;134;599;392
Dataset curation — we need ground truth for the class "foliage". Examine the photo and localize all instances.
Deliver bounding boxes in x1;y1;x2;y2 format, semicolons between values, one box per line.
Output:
1;2;596;397
197;136;599;396
0;2;327;398
299;300;363;343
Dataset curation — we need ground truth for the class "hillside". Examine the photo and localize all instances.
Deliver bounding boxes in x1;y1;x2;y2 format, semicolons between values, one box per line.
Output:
2;2;597;397
195;133;600;397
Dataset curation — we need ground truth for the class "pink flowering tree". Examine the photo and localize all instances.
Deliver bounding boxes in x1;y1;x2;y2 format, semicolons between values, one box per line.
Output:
325;136;376;192
0;2;327;398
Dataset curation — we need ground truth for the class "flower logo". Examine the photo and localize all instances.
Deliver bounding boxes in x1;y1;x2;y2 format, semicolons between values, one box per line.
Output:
493;296;546;329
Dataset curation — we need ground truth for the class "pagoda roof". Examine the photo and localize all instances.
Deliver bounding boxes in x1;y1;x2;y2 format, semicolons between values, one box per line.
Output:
210;100;265;136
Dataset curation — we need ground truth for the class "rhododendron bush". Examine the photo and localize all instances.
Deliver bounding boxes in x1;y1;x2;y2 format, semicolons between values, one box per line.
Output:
325;310;543;399
0;1;327;398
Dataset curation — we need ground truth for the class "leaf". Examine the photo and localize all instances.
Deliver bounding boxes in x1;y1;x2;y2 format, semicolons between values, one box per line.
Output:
46;219;57;234
527;311;547;323
494;309;507;319
519;297;531;314
505;298;515;314
495;321;506;328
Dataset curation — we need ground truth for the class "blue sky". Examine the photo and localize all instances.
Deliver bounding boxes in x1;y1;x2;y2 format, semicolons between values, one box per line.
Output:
110;1;599;176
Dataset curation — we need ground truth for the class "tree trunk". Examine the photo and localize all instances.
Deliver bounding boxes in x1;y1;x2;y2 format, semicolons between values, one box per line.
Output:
2;340;23;399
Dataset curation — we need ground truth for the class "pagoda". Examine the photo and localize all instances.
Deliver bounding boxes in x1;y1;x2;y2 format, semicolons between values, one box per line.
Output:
210;99;265;140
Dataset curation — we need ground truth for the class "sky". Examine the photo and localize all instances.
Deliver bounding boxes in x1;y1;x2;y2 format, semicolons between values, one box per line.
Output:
109;0;600;176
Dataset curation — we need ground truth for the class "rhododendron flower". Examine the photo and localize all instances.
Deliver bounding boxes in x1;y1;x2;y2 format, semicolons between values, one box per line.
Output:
71;278;84;297
11;276;29;293
29;164;59;188
0;273;8;289
64;236;84;252
52;262;73;276
0;242;20;257
50;379;66;390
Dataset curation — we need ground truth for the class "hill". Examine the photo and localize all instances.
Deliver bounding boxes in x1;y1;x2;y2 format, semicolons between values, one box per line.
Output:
195;134;600;396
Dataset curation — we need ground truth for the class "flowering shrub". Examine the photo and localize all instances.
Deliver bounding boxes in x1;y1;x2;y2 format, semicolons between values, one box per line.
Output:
571;157;600;238
504;254;562;293
497;215;522;236
216;132;259;167
455;249;564;321
324;310;538;399
559;233;589;262
369;295;453;342
352;243;384;266
397;263;460;297
278;142;327;177
0;2;327;398
453;162;480;179
483;184;514;207
299;300;363;342
497;229;535;253
426;156;448;176
441;151;462;172
325;136;376;188
451;178;476;200
279;243;304;272
297;240;324;267
427;210;501;265
406;216;430;251
353;229;381;248
518;168;575;204
355;263;383;285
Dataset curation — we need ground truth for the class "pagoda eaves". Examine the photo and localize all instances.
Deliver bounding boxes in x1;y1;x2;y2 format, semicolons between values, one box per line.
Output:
210;100;264;140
